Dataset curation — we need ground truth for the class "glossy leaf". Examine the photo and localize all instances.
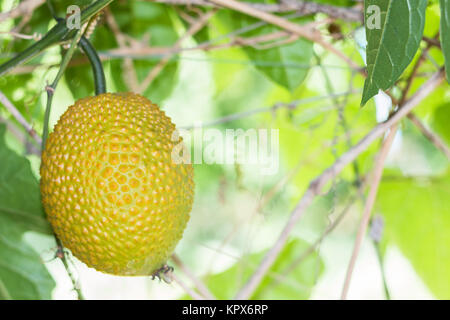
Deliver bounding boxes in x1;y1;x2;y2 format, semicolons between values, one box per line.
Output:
361;0;427;105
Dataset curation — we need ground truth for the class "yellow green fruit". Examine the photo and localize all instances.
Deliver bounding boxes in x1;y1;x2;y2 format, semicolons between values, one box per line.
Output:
40;92;194;276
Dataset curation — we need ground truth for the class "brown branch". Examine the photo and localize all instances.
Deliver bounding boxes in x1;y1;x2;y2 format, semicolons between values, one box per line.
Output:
341;124;398;300
234;69;445;300
150;0;363;22
260;185;366;294
206;0;362;72
171;254;216;300
0;0;45;23
0;90;42;146
0;115;39;155
181;90;359;129
422;36;441;48
170;272;205;300
399;34;438;105
397;37;450;159
104;8;140;92
407;113;450;160
0;31;42;40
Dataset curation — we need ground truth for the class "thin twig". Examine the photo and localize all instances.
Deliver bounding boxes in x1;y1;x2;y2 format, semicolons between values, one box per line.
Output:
370;215;391;300
0;90;42;146
262;188;364;294
171;254;216;300
0;115;40;154
341;123;398;300
42;26;86;300
407;113;450;160
0;31;42;40
0;0;45;23
170;272;205;300
204;125;367;278
104;28;299;57
399;34;438;105
55;238;85;300
340;40;440;298
0;0;115;77
104;8;140;92
181;90;359;129
104;12;311;57
234;69;445;300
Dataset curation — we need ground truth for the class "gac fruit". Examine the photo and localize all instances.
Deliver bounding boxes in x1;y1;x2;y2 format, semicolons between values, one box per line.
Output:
40;93;194;276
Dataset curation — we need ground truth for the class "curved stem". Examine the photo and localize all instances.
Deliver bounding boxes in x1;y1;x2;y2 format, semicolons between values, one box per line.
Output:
0;0;114;77
79;36;106;95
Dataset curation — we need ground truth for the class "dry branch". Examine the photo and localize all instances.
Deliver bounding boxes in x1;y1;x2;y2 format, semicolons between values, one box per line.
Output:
0;0;45;23
104;8;140;92
234;69;446;300
171;254;216;300
137;9;217;93
170;272;205;300
206;0;362;71
0;90;42;146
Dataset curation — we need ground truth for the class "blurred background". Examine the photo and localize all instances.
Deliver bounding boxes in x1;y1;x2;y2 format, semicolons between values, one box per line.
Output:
0;0;449;299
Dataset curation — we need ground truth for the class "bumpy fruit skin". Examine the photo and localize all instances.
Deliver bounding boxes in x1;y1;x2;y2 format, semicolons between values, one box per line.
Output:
40;93;194;276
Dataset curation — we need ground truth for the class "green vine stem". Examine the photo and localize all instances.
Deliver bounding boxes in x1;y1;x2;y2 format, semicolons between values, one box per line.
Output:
0;0;114;77
0;20;66;77
79;36;107;95
41;26;85;300
41;27;84;150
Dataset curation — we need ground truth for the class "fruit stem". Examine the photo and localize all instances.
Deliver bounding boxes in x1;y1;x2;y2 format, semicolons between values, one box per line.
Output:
79;36;107;95
0;0;114;77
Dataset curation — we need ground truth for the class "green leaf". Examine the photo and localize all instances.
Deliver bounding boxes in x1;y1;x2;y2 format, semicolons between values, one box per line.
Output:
361;0;427;105
378;171;450;299
230;12;313;92
0;215;55;299
0;125;52;235
440;0;450;81
205;239;323;299
431;102;450;144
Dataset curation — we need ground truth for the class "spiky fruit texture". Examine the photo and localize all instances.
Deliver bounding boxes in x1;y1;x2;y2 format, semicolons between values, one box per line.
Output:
40;93;194;276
